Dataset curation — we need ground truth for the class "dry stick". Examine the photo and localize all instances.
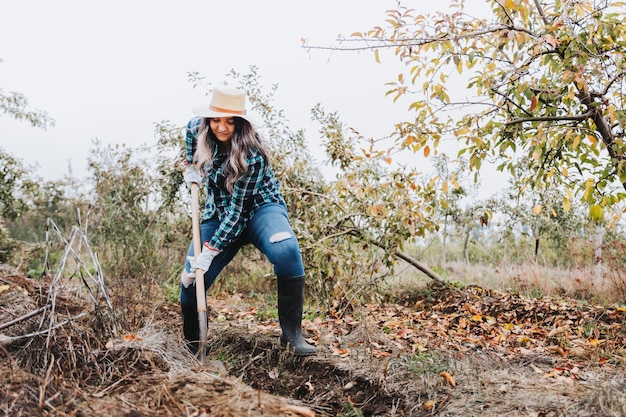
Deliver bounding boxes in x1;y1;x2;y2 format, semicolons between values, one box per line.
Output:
42;226;79;353
92;373;133;398
0;306;47;331
39;354;55;411
190;182;208;363
393;248;446;284
76;225;113;311
237;352;265;376
46;219;113;311
161;383;186;414
45;218;117;340
1;311;90;342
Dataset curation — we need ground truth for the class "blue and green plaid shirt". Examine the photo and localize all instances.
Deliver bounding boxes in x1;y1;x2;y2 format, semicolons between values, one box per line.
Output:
185;117;285;250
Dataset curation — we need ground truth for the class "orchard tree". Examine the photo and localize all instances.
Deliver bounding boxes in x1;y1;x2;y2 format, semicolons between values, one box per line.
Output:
0;65;55;263
309;0;626;223
430;154;469;268
1;58;55;221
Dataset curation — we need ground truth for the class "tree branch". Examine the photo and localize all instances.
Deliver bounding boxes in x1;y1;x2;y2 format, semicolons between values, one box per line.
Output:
505;111;593;126
284;187;446;283
304;25;536;52
0;306;47;331
348;230;446;284
533;0;550;25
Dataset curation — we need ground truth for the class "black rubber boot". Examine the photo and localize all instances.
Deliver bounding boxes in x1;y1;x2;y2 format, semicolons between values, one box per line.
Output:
277;276;317;357
180;287;199;355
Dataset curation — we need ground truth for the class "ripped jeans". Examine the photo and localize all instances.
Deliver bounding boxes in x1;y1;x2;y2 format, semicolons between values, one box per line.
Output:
180;203;304;308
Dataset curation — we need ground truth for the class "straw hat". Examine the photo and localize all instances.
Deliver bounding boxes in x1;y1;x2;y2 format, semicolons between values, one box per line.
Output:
192;85;254;123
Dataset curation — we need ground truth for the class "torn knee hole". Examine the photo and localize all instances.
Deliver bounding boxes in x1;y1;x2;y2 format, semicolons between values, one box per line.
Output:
269;232;292;243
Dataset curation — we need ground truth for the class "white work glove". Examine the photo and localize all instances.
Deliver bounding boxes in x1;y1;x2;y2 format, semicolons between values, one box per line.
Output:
181;244;220;288
183;165;203;188
181;270;196;288
189;243;220;273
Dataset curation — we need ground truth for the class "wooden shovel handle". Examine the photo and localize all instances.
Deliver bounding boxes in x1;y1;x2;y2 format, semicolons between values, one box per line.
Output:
190;182;208;363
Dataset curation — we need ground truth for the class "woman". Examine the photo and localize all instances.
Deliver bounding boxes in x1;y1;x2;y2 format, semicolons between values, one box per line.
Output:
180;85;316;357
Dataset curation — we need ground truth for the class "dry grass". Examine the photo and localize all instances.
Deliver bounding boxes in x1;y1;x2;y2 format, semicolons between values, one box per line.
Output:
389;261;626;306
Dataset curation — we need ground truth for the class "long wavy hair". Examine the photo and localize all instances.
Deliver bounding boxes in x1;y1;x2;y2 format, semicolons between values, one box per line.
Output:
193;117;270;193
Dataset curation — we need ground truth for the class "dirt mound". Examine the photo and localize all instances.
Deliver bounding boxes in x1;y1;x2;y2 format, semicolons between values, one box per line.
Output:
1;272;625;416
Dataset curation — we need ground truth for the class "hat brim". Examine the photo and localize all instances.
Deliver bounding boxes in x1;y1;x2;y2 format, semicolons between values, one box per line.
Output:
192;105;256;125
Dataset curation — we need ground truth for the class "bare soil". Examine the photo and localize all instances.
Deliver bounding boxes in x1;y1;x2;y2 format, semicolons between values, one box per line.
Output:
1;272;625;416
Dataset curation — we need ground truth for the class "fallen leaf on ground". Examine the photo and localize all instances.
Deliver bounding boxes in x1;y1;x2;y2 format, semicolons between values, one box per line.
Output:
122;333;143;342
440;371;456;386
423;400;436;411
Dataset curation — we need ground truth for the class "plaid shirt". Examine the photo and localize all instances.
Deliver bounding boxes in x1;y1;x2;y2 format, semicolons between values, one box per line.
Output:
185;117;285;250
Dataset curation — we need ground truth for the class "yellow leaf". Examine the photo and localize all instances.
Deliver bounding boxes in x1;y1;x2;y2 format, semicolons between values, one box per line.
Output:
471;314;482;322
589;339;601;347
0;284;10;294
374;49;380;63
589;205;604;222
532;204;542;215
424;145;431;157
563;197;571;212
562;167;568;177
442;181;448;193
455;127;470;136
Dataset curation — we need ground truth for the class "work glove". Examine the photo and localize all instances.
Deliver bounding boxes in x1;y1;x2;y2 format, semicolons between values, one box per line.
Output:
183;165;203;188
189;242;220;273
181;270;196;288
181;244;220;288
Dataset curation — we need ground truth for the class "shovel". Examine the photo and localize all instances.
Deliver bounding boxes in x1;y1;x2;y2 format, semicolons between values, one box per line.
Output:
190;182;208;363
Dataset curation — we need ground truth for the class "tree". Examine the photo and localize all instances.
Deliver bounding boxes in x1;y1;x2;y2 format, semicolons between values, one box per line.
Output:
430;154;470;268
0;59;54;130
0;59;56;266
0;58;56;221
309;0;626;221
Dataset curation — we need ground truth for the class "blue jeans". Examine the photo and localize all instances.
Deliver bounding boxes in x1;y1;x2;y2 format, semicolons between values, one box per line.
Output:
180;203;305;308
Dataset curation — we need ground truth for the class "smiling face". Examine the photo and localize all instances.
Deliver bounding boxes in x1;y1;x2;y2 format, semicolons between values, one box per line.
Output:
209;117;236;147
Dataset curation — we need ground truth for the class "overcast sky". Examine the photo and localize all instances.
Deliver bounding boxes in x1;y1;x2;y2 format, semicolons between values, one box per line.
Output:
0;1;398;176
1;1;503;195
